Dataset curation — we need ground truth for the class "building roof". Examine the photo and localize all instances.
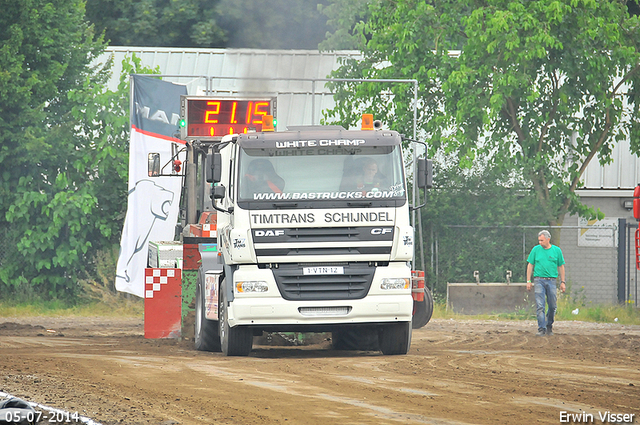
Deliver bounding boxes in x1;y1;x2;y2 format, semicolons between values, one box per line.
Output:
99;47;362;130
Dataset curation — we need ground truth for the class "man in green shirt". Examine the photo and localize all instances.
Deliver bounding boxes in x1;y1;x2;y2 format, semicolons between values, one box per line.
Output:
526;230;566;336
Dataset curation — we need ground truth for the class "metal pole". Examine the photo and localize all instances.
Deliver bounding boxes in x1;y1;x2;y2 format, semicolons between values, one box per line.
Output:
430;226;434;290
185;142;197;225
418;204;425;273
618;218;627;304
312;80;316;125
435;231;439;289
629;224;638;308
128;75;135;189
413;81;425;273
631;223;636;306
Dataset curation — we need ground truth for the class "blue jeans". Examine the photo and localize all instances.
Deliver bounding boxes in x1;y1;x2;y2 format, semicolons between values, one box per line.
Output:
534;278;557;331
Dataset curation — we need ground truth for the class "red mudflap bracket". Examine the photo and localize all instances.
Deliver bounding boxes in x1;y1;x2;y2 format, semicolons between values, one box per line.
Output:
411;270;425;302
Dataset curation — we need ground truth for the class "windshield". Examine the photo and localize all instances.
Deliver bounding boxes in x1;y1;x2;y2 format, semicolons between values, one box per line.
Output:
237;145;406;208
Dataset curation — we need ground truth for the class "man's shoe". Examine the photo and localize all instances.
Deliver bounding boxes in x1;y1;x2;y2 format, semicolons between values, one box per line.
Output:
546;328;554;336
535;329;546;336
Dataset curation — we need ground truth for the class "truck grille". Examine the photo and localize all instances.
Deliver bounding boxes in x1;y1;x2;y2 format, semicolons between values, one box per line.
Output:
256;246;390;256
271;263;375;301
253;226;393;259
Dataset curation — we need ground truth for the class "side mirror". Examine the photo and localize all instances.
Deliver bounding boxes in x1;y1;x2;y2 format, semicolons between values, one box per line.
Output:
205;153;213;183
417;158;433;189
211;185;226;199
148;153;160;177
208;152;222;184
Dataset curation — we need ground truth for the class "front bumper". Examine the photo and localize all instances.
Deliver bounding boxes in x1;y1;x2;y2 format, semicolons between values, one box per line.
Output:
228;294;413;327
227;262;413;327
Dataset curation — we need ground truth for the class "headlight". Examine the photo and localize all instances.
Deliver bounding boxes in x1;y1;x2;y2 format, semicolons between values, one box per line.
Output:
380;278;410;290
236;281;269;293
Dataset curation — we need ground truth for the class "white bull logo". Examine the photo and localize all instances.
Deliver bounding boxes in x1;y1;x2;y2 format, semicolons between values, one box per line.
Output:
116;180;175;284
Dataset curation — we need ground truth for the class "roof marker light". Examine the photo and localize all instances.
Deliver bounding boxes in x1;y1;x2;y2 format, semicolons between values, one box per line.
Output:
262;115;275;132
362;114;374;130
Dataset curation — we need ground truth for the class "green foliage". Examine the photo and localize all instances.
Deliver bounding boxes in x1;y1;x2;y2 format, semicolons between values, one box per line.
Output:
0;0;158;298
322;0;640;227
85;0;329;49
432;291;640;325
0;0;107;295
0;296;143;317
318;0;371;50
421;159;548;294
78;244;134;304
554;286;640;324
431;300;536;321
85;0;227;48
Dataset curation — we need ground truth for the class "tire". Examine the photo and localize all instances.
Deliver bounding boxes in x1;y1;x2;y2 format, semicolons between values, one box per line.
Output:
219;281;253;356
412;287;434;329
332;327;379;351
194;278;221;352
379;321;412;355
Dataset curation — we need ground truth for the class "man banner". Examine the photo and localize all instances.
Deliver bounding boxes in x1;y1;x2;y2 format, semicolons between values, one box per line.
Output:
115;75;187;297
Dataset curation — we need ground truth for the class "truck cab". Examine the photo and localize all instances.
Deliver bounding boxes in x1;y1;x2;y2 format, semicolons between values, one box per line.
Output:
193;123;431;356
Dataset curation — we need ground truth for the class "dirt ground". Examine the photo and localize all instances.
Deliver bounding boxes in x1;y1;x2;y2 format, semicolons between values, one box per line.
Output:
1;317;639;425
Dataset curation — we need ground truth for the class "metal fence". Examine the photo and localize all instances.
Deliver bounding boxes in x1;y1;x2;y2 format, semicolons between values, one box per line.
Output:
1;219;636;306
0;225;12;269
623;221;639;307
424;224;627;306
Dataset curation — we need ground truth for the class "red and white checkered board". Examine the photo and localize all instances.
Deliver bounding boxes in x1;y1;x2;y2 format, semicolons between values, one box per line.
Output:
202;223;217;237
145;268;178;299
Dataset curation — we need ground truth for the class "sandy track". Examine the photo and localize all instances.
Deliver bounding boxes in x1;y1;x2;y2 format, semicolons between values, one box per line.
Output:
1;318;639;424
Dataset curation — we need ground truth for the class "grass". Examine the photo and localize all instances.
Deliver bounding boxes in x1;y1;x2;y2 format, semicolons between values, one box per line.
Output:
0;244;144;319
1;268;639;326
1;294;638;324
0;298;143;318
431;301;535;321
554;294;640;324
431;293;640;325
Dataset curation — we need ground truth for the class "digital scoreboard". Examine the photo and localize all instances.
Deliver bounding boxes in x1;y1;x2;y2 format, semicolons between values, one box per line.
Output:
180;96;276;140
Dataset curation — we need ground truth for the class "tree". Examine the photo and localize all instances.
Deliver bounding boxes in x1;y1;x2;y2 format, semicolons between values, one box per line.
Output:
322;0;640;228
0;0;135;297
85;0;330;49
421;158;549;293
85;0;227;47
318;0;371;50
212;0;330;49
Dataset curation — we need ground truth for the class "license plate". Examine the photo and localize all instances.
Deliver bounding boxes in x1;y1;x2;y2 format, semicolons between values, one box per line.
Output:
302;266;344;275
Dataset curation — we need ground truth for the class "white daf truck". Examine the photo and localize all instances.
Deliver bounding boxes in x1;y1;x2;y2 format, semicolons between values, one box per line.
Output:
191;116;433;356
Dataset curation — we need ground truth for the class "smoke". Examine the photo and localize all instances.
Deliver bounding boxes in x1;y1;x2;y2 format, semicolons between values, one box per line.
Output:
216;0;329;50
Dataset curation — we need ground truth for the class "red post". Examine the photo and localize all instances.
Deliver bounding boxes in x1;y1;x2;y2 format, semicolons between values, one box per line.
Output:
144;268;182;338
634;184;640;220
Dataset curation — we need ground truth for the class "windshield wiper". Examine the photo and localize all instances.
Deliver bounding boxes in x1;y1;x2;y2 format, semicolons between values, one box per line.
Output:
347;201;373;207
272;202;298;209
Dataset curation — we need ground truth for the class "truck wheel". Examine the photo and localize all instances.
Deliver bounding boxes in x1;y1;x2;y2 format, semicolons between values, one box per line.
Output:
412;287;434;329
378;321;412;355
219;283;253;356
194;280;221;352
